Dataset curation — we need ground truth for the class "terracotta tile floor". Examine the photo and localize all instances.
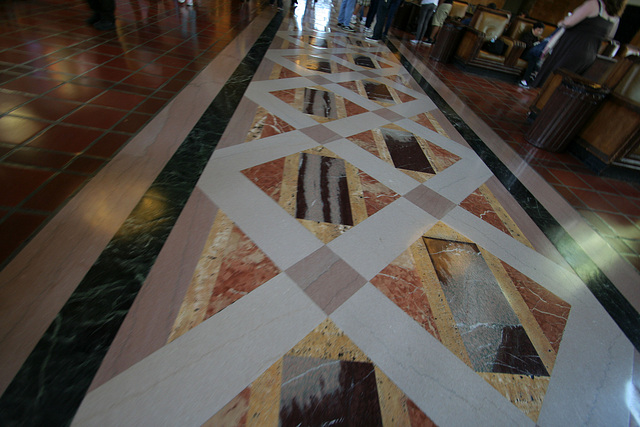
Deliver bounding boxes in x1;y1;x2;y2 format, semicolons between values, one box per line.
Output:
0;0;269;267
1;0;639;275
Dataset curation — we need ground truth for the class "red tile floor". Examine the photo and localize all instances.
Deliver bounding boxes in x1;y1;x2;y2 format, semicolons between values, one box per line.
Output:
1;0;639;275
0;0;268;268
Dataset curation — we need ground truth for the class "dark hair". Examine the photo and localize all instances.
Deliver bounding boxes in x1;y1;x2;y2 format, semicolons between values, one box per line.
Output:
602;0;627;16
533;21;545;30
487;2;497;8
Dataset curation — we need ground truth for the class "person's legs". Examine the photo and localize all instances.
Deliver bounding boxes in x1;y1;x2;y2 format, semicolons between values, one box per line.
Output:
370;0;389;39
86;0;115;30
382;0;401;37
364;0;379;30
427;3;450;42
338;0;357;26
413;4;435;42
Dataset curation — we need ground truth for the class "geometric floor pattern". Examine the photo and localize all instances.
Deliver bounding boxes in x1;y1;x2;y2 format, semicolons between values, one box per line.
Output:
74;18;631;427
1;1;637;426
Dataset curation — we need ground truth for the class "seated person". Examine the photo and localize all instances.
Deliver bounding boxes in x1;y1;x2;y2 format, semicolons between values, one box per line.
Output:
518;21;545;88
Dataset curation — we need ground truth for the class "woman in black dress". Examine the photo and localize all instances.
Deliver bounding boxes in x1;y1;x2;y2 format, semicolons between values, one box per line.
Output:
532;0;626;88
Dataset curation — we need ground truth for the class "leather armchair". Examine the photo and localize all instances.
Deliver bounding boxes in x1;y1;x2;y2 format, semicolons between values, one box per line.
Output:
505;17;556;70
449;1;469;20
454;6;526;75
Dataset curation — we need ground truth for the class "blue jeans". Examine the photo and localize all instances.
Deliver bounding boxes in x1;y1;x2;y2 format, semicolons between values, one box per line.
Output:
338;0;357;25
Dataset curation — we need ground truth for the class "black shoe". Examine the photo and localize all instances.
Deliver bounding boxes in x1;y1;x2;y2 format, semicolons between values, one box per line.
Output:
86;12;101;25
93;20;116;30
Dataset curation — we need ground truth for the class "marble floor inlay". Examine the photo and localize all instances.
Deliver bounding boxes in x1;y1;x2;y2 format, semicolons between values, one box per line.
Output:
1;1;638;426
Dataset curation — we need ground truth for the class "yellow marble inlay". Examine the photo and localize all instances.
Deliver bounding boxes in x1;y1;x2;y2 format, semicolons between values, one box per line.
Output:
479;373;549;422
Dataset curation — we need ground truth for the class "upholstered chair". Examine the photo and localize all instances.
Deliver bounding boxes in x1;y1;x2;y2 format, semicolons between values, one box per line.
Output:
454;6;526;75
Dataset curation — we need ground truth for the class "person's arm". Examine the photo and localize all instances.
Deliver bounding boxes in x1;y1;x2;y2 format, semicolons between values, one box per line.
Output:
557;0;599;28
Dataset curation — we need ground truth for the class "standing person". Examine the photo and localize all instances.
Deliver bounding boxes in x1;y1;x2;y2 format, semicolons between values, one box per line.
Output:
86;0;116;30
351;0;371;26
337;0;358;32
366;0;403;41
532;0;625;88
410;0;438;44
424;0;452;44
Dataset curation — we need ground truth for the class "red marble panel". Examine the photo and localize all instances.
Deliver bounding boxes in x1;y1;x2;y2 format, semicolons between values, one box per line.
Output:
426;141;461;170
501;262;570;354
279;67;302;79
344;98;369;117
406;399;438;427
395;89;417;104
241;157;285;203
205;226;281;317
359;171;400;217
347;130;379;157
270;88;297;104
459;190;511;235
338;81;359;93
414;114;438;132
260;114;296;139
370;262;440;340
336;63;353;73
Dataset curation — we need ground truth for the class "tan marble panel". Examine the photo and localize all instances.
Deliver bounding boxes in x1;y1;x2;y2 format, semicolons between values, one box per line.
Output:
478;185;533;250
167;209;233;343
375;366;413;427
346;162;368;226
241;156;286;203
410;238;472;367
478;373;549;422
286;318;370;362
413;113;439;133
370;248;441;340
279;153;300;216
297;218;351;243
246;360;282;427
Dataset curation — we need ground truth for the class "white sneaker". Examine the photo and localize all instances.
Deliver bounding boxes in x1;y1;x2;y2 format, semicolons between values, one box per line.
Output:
351;15;357;24
410;39;419;44
518;79;529;88
362;17;367;25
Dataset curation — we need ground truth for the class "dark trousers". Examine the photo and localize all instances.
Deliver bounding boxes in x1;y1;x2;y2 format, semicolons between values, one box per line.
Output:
372;0;401;39
415;3;435;41
87;0;115;21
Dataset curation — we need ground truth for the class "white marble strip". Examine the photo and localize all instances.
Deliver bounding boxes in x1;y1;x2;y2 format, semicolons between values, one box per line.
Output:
323;139;420;195
72;274;326;427
327;198;437;280
198;170;323;270
322;111;392;138
331;283;534;427
537;303;633;426
208;130;318;172
244;88;319;129
424;157;493;204
388;98;438;120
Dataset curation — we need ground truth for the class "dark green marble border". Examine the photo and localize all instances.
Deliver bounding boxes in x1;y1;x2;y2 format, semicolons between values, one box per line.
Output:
0;11;284;427
388;40;640;353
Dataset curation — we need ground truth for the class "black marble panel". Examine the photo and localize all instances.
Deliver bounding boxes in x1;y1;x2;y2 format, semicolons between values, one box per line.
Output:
309;36;328;48
363;80;394;102
303;88;338;118
493;325;549;376
279;356;383;426
388;41;640;353
382;127;435;173
354;55;376;68
295;153;354;226
306;56;331;73
0;10;285;427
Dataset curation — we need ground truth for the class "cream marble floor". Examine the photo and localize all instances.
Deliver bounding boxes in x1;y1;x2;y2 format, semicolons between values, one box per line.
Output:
1;1;639;426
